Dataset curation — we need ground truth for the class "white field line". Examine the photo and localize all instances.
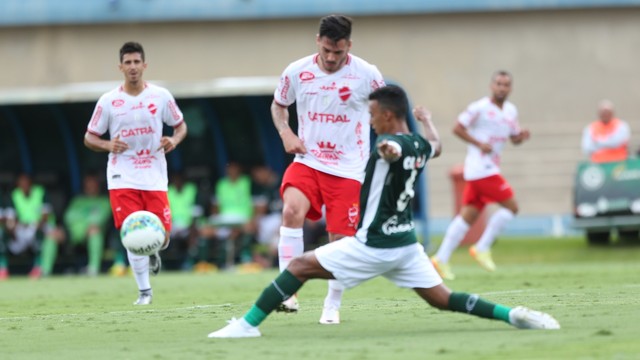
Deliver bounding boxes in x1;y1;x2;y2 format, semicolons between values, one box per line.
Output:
0;303;232;321
481;289;533;296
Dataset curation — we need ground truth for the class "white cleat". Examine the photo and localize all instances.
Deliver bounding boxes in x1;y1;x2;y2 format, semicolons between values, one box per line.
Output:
509;306;560;330
319;306;340;325
208;318;261;338
276;295;299;313
133;293;152;305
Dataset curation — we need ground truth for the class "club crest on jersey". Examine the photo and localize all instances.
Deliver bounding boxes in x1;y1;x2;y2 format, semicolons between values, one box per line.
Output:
347;205;359;226
148;103;157;115
339;86;351;102
311;141;344;164
299;71;315;81
131;148;157;169
163;207;171;223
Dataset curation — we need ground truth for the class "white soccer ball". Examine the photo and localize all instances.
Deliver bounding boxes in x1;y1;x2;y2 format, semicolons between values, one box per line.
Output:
120;210;166;256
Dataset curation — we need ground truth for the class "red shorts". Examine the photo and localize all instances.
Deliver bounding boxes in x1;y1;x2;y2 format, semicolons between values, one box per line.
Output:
462;174;514;211
109;189;172;233
281;162;361;236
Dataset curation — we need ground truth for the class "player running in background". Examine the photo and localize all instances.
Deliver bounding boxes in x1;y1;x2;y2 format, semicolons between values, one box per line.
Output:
84;41;187;305
431;70;530;280
207;85;559;338
271;14;385;323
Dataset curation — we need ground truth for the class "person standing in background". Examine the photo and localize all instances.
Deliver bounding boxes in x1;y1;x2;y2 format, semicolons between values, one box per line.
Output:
84;41;187;305
581;100;630;163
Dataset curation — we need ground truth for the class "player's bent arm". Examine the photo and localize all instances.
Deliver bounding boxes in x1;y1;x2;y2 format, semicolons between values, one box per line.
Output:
377;140;402;162
510;129;530;145
84;132;110;152
171;122;188;146
271;100;307;154
271;100;292;136
453;123;491;154
413;106;442;158
453;123;479;147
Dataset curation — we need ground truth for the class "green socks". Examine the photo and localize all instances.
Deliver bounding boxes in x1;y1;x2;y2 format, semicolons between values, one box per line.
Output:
243;270;303;326
448;292;512;324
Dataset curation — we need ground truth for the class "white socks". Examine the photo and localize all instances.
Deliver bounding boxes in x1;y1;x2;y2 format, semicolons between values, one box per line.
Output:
127;250;151;291
278;226;304;272
475;208;515;251
435;215;470;263
324;280;344;310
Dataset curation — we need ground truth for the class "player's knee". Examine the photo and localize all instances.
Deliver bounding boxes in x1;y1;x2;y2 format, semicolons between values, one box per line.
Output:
287;256;313;280
506;203;519;214
281;204;305;225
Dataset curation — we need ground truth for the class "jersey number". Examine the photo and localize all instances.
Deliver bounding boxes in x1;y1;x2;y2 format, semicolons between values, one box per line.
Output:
396;168;418;212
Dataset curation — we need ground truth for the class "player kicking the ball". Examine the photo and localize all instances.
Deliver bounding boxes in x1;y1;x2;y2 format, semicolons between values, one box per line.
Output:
85;41;187;305
208;85;559;338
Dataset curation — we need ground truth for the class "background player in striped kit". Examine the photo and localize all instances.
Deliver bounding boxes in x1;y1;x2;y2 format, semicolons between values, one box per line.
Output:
432;70;530;280
85;41;187;305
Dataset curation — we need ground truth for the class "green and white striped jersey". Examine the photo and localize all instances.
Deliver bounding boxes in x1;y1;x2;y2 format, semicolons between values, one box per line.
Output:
355;133;433;248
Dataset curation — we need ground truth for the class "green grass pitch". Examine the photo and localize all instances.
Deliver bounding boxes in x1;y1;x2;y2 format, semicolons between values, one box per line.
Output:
1;236;639;360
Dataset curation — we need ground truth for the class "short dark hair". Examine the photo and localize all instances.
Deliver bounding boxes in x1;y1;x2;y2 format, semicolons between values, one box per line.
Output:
318;15;352;43
369;85;409;120
119;41;145;63
492;70;512;82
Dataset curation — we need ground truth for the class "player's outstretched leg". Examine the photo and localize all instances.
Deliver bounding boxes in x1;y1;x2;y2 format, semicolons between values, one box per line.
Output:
444;292;560;330
509;306;560;329
209;269;304;338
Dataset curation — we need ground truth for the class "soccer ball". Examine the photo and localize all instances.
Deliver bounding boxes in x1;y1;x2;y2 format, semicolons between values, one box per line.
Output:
120;210;166;256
